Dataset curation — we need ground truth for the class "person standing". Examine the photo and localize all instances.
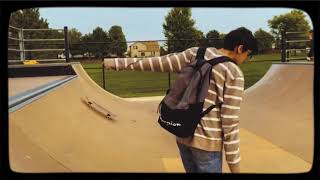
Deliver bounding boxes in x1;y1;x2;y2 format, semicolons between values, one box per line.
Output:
104;27;257;173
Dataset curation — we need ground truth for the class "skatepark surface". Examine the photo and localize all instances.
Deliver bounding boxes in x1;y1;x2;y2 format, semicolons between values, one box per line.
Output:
9;76;69;97
9;62;314;173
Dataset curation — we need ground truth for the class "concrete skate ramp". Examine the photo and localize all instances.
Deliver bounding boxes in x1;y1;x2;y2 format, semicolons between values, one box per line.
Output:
240;63;314;163
9;63;181;172
127;62;314;171
9;76;69;97
9;62;313;173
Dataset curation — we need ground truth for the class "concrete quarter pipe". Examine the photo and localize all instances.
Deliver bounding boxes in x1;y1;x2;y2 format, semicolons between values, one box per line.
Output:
9;63;182;172
9;62;313;173
240;63;314;163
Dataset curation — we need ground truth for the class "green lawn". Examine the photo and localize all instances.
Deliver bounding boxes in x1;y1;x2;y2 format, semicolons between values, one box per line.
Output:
249;53;281;62
81;53;284;98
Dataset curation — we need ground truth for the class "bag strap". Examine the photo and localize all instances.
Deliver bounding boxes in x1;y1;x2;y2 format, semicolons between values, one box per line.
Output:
195;47;207;60
208;56;237;66
194;47;207;68
201;103;221;117
201;56;237;117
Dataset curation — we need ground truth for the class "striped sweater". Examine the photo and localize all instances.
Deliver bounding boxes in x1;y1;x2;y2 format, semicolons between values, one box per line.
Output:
103;47;244;172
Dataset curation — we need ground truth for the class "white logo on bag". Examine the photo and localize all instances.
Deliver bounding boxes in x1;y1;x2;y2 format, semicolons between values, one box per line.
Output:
159;116;182;127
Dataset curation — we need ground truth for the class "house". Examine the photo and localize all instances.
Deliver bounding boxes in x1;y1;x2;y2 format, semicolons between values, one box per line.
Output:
128;41;160;58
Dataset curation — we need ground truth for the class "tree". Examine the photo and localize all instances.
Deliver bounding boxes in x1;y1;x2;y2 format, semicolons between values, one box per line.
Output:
160;46;168;56
90;27;109;58
219;33;226;39
81;33;94;59
68;28;83;57
9;9;49;29
206;29;223;48
163;8;203;53
8;8;61;60
268;10;311;49
254;28;274;53
268;10;311;36
195;29;205;47
108;25;127;57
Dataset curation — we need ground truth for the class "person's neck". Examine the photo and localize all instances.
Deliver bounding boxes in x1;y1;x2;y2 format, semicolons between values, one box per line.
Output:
217;48;238;64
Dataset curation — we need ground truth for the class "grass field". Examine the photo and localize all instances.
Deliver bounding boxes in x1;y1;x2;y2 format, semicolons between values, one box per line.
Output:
81;53;302;98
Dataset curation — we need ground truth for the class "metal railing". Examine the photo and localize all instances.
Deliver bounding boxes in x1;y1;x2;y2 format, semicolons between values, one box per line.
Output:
281;31;312;62
8;26;69;64
7;25;313;66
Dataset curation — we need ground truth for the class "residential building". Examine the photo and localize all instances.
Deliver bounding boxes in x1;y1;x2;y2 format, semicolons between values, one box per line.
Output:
128;41;160;58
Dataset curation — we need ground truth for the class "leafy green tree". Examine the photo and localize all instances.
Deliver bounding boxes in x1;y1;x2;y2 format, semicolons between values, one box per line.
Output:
206;29;223;48
90;27;109;58
219;33;225;39
268;10;311;36
68;28;83;57
268;10;311;49
195;29;205;47
254;28;274;53
9;9;49;29
160;46;168;56
8;8;61;60
163;8;203;53
108;25;127;57
81;33;94;59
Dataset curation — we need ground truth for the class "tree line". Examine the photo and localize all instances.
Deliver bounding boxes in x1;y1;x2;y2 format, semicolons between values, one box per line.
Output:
8;8;311;60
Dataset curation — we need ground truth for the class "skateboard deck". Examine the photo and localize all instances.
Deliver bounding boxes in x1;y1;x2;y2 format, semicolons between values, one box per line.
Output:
81;96;116;120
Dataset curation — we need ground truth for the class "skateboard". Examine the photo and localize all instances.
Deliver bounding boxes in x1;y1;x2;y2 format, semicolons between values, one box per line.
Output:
81;96;116;121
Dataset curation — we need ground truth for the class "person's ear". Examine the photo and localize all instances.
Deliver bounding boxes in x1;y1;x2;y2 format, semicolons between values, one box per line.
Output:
238;45;244;54
233;45;241;54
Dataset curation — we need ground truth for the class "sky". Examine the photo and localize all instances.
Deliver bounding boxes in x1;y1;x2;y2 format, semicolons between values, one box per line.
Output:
39;7;313;42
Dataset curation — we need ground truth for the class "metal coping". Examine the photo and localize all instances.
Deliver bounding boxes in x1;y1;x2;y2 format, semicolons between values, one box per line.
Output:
9;75;78;113
8;63;77;77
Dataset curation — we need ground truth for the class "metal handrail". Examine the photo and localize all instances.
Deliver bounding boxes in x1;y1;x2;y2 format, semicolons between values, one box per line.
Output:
8;48;21;52
8;37;21;41
286;57;307;60
286;40;310;43
9;25;21;31
8;60;22;62
29;59;66;62
8;59;66;62
285;31;307;34
8;25;69;62
286;48;308;51
23;38;65;42
23;48;65;52
22;28;64;31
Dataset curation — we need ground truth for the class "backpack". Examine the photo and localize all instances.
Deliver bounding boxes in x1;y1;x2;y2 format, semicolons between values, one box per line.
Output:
157;47;236;138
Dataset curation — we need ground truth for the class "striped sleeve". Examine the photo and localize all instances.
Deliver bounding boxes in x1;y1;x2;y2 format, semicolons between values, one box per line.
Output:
220;69;244;173
103;47;198;73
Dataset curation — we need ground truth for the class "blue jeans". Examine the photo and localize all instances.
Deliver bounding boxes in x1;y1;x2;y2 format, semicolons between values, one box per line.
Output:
177;141;222;173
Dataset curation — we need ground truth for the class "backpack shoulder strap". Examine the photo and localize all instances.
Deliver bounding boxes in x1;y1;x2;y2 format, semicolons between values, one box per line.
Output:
201;56;238;117
194;47;207;68
195;47;207;60
208;56;237;66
